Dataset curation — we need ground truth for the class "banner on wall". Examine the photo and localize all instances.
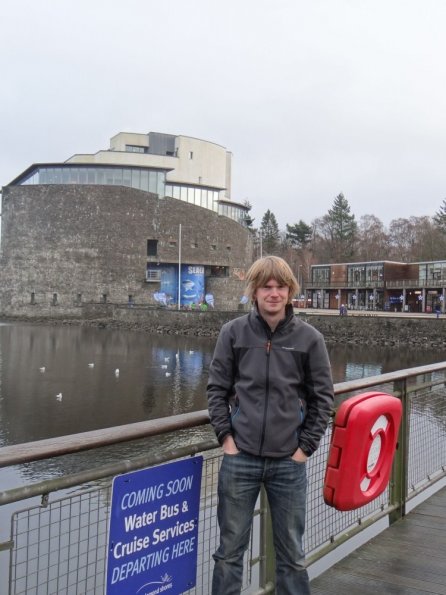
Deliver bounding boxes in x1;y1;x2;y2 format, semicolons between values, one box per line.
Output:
181;265;204;307
148;264;206;307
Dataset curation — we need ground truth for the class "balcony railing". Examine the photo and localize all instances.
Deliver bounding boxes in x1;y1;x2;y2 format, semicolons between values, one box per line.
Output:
1;362;446;594
386;278;446;288
308;278;446;290
307;280;384;289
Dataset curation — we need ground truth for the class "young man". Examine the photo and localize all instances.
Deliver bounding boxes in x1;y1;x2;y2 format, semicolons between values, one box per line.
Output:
207;256;334;595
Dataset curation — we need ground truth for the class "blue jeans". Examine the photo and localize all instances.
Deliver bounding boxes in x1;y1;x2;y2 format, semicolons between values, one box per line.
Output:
212;451;310;595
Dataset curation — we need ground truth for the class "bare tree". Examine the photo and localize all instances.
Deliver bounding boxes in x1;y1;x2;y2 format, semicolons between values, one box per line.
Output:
388;218;415;261
356;215;390;261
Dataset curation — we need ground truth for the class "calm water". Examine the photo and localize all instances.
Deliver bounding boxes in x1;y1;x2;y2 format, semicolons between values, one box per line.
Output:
1;321;445;447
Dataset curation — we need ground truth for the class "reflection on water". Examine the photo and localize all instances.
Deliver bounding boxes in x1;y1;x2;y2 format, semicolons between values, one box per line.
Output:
0;323;213;447
328;342;446;384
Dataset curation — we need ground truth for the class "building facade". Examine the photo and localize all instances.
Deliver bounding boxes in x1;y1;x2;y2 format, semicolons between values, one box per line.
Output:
9;131;249;226
307;260;446;313
0;132;254;316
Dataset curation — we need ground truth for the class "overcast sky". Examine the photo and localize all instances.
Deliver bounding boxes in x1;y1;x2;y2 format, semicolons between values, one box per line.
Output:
1;0;445;230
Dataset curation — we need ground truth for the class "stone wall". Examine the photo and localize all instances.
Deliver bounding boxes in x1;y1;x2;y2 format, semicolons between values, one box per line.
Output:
0;185;254;316
298;314;446;348
12;306;442;348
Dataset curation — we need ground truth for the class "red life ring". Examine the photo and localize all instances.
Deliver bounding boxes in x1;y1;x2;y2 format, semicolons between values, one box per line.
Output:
323;392;402;511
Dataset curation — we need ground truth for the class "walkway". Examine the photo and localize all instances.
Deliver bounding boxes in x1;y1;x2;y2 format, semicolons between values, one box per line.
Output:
295;307;444;319
311;486;446;594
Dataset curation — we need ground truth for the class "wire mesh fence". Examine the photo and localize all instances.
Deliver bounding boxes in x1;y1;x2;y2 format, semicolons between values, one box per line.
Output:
9;453;254;595
407;380;446;492
5;366;446;594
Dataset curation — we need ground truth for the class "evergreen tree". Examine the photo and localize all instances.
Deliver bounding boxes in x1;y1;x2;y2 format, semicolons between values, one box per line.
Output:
286;220;313;249
434;198;446;233
260;210;280;254
325;193;357;261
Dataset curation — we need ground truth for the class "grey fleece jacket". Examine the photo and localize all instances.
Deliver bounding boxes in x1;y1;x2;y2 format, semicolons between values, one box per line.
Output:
207;305;334;458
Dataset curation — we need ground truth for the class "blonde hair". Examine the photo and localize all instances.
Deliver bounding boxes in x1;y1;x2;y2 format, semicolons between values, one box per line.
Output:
245;256;299;304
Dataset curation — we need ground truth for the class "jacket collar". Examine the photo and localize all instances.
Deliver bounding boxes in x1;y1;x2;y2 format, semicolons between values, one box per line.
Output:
252;302;294;332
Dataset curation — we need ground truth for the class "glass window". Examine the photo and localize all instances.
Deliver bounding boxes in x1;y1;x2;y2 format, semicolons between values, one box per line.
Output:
105;169;114;184
194;188;201;206
173;185;180;199
157;172;164;197
131;169;140;189
78;168;87;184
69;168;78;183
22;171;35;184
140;170;149;191
180;187;187;202
87;168;95;183
348;265;367;284
200;189;207;208
312;267;330;283
126;145;145;153
147;239;158;256
210;266;228;277
47;169;57;183
113;169;123;185
148;171;157;194
96;169;105;184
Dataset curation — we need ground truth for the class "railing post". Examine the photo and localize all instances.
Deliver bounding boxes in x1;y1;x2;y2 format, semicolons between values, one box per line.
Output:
259;486;276;591
389;378;409;524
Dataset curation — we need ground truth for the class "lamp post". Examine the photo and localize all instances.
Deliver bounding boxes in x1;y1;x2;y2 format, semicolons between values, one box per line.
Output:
177;224;182;311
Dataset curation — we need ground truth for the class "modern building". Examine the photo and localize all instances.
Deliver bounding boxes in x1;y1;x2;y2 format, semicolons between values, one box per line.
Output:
307;260;446;313
0;132;254;316
9;131;250;225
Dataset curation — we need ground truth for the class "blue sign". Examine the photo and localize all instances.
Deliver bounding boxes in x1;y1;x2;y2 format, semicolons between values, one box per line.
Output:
106;457;203;595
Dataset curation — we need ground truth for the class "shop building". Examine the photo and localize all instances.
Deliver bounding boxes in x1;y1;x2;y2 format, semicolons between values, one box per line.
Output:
307;260;446;313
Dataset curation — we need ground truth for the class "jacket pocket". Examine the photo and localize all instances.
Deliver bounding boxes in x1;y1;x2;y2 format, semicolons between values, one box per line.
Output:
229;395;240;424
298;398;306;424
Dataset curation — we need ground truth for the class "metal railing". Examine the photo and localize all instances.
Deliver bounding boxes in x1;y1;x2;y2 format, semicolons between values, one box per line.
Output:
309;279;446;290
386;278;446;288
1;362;446;594
307;281;384;289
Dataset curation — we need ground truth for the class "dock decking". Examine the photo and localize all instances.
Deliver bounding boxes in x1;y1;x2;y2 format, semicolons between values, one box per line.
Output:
311;487;446;595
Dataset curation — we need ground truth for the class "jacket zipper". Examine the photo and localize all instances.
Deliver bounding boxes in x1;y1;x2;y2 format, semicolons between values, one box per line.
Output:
259;331;272;454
